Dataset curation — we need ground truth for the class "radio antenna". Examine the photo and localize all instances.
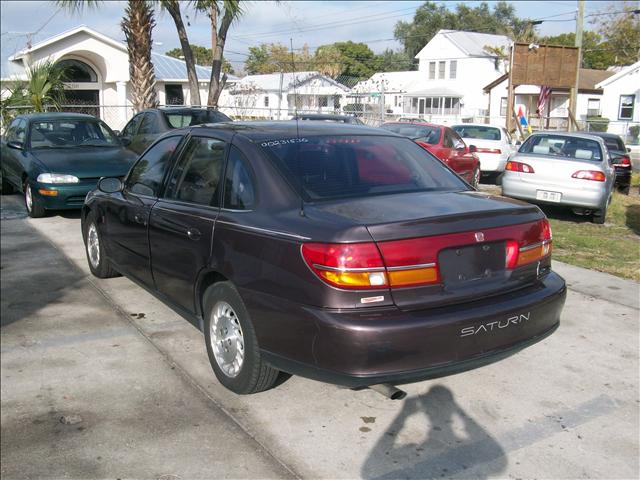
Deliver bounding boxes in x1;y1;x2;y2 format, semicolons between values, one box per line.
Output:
291;38;305;217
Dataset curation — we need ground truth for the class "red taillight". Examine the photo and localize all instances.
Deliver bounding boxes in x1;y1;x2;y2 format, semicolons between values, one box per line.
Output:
302;220;553;290
506;161;535;173
572;170;605;181
301;242;387;289
617;156;631;167
476;147;502;154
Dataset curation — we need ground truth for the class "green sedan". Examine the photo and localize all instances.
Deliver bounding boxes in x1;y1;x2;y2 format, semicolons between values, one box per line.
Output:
1;113;138;217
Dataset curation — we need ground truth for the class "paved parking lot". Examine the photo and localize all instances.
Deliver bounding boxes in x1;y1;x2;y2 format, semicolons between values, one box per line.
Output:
1;192;639;479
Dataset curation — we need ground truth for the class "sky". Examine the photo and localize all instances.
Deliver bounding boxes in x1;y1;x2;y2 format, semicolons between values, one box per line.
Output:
0;0;624;72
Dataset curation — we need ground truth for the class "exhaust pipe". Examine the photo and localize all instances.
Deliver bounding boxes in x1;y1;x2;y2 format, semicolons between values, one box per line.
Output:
368;383;407;400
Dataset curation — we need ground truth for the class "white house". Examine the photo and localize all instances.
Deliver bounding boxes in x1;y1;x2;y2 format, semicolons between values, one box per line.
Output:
483;68;615;131
595;61;640;139
225;71;351;119
350;71;424;115
1;25;239;129
406;30;511;121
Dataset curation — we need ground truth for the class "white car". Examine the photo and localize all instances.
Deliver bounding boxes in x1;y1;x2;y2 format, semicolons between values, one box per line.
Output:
501;132;615;224
451;124;517;177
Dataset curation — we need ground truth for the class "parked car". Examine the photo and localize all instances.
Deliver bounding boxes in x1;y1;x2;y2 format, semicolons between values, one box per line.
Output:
0;113;138;217
380;121;481;187
580;132;632;194
501;132;615;224
119;107;231;155
292;113;364;124
82;121;565;395
452;123;517;179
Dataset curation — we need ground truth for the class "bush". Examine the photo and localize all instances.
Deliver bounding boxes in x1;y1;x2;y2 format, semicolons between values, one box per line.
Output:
586;116;609;132
629;125;640;142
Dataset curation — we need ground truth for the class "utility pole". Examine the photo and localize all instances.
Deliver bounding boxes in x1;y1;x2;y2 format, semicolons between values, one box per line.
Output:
569;0;584;132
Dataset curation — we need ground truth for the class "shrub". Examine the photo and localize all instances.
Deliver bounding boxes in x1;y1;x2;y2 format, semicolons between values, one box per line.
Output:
586;116;609;132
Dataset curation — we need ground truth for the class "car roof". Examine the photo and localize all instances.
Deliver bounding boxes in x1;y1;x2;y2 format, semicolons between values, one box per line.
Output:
451;123;504;129
147;107;224;113
191;120;394;143
528;130;607;142
382;121;442;129
578;131;623;140
17;112;97;121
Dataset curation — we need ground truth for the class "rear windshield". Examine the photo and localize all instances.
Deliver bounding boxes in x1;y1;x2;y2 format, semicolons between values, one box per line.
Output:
602;137;625;152
259;135;468;201
520;134;603;162
452;125;501;141
163;110;231;128
380;124;441;144
29;119;119;149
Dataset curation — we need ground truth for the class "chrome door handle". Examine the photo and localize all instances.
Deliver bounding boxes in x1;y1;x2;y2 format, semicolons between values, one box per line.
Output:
186;228;201;241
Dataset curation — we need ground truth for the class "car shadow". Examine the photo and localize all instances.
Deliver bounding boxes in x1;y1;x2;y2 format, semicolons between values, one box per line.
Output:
535;204;591;223
361;385;507;479
626;204;640;235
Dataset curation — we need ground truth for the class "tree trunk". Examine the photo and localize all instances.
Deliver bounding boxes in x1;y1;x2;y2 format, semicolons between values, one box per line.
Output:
164;0;201;106
121;0;158;111
207;5;234;107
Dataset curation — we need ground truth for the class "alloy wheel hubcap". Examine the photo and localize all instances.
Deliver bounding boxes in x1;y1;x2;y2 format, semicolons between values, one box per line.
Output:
87;223;100;268
210;301;245;378
25;184;32;212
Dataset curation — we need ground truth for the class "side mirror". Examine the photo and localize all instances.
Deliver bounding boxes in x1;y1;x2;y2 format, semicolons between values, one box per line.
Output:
468;144;477;153
515;140;522;146
7;141;23;150
120;136;132;147
627;147;632;153
113;130;121;136
98;177;123;194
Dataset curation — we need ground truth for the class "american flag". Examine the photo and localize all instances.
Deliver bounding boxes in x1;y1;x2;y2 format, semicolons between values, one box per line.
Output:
537;86;552;115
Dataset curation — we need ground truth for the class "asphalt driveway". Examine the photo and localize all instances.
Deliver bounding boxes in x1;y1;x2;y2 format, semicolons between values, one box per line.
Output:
1;193;639;479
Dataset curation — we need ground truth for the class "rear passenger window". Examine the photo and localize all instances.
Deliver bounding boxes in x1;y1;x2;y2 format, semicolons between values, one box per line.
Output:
223;146;255;210
126;136;181;196
171;137;225;207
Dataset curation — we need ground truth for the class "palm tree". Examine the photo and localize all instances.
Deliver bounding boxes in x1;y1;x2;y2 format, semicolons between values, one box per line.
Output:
195;0;244;107
5;60;67;112
160;0;201;106
56;0;158;111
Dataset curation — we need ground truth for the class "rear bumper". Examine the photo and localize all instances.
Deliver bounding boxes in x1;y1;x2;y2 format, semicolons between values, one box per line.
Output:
249;271;566;387
501;174;608;209
614;168;631;186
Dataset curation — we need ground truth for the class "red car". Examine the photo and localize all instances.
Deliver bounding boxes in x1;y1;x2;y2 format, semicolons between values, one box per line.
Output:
381;122;481;187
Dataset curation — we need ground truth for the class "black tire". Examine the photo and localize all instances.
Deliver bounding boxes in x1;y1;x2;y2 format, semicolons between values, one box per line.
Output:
619;185;630;195
1;171;14;194
470;166;481;188
592;205;607;224
83;211;119;278
203;281;279;394
24;179;46;218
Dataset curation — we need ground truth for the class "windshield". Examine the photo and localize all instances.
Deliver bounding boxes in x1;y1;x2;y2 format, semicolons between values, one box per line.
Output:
520;134;603;162
452;125;501;141
380;123;441;144
29;119;120;149
259;135;468;201
163;110;231;128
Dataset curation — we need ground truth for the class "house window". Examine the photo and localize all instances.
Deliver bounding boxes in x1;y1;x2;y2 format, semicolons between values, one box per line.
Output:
500;97;508;116
264;96;269;107
320;96;328;107
449;60;457;79
334;95;341;110
165;84;184;105
429;62;436;80
619;95;635;120
438;61;445;79
587;98;601;117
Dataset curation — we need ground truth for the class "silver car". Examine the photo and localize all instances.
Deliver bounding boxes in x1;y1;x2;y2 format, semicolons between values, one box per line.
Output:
501;132;615;224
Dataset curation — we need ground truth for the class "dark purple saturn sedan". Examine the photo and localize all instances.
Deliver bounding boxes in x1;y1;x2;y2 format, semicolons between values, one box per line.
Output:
81;121;565;395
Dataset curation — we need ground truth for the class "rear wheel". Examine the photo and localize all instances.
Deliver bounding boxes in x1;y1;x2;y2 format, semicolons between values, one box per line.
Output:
619;184;630;195
83;211;119;278
24;179;46;218
203;281;279;394
471;167;481;188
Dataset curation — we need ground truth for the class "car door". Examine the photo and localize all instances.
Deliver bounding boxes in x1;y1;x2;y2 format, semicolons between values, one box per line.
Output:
102;135;183;286
131;112;162;155
1;119;28;187
447;129;476;177
148;134;227;313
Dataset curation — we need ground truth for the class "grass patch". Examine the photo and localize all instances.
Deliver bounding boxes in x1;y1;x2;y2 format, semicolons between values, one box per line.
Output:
546;192;640;281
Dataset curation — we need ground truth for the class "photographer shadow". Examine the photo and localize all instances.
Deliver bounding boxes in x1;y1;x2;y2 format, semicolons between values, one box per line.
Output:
361;385;507;479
